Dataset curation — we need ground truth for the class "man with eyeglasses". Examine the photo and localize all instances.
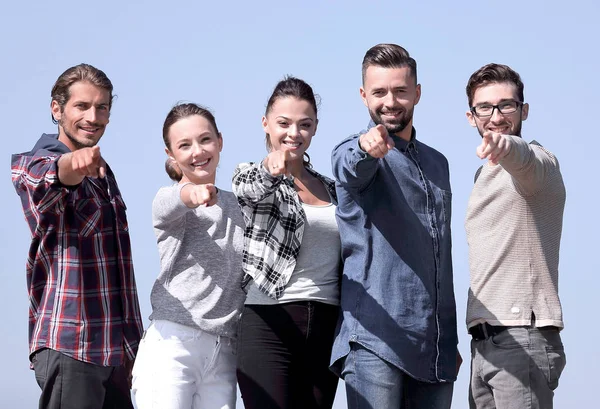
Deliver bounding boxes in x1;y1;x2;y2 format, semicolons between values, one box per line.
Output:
464;63;567;409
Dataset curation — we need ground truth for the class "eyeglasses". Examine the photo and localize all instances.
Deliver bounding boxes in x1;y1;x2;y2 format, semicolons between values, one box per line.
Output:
470;100;523;117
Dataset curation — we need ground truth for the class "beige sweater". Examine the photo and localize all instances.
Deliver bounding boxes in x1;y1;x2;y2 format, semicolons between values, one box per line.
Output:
465;136;565;329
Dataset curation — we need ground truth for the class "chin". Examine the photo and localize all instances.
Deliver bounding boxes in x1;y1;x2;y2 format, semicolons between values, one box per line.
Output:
289;151;306;161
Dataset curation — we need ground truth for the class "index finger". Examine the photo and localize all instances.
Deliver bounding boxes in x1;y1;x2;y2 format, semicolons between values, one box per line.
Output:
91;145;101;158
374;124;387;136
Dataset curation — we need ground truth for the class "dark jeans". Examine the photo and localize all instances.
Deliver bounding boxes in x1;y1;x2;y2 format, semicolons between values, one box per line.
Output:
32;348;133;409
237;301;340;409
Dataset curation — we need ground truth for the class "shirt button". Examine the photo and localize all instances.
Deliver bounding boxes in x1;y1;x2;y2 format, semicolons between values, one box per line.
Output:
511;307;520;314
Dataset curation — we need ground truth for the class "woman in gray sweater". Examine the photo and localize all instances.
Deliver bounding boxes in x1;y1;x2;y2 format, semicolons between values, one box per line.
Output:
132;103;246;409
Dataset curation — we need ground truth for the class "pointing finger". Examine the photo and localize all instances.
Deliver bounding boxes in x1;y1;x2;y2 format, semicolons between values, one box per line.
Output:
374;124;388;139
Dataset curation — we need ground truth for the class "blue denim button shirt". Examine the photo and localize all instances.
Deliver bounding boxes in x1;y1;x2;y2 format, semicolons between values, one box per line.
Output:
330;123;458;382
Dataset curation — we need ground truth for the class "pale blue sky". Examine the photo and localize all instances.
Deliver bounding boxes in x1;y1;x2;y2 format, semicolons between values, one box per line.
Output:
2;1;598;408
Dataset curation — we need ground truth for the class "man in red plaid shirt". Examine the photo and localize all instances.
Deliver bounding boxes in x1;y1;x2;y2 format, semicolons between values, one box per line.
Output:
11;64;144;409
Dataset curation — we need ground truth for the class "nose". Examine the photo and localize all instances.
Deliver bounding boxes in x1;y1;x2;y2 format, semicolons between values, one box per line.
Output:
191;142;204;156
288;124;301;138
490;107;505;122
84;107;98;123
383;92;398;108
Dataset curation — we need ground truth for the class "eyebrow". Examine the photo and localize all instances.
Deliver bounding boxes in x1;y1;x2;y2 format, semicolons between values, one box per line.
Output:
475;98;518;105
176;131;213;141
276;116;314;122
194;131;214;138
71;100;110;107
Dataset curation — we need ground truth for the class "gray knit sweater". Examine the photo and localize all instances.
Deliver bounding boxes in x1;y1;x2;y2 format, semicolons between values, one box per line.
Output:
465;136;565;329
149;183;246;338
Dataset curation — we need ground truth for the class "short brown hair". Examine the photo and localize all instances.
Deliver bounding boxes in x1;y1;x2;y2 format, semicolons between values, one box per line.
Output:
50;63;114;124
466;63;524;107
362;43;417;84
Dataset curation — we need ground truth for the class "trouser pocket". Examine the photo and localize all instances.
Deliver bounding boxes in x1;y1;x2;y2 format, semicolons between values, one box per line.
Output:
544;345;566;390
32;348;49;389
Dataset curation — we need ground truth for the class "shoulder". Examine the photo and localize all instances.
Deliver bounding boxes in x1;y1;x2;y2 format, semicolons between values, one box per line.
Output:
234;161;257;173
529;140;559;162
153;184;179;202
416;140;449;164
333;129;368;150
215;188;237;203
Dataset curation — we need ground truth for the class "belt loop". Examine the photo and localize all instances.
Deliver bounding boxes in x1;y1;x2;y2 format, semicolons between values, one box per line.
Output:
482;324;489;339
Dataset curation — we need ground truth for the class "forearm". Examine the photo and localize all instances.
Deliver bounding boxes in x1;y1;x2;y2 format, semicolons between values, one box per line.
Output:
500;136;556;195
12;155;70;213
331;136;379;190
152;185;194;224
232;162;282;204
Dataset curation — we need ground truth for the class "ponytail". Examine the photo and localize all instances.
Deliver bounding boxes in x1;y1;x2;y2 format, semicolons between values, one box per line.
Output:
165;158;183;182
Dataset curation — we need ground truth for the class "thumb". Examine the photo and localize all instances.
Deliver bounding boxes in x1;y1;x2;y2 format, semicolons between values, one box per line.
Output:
476;141;486;158
98;157;107;178
282;150;291;173
386;135;395;150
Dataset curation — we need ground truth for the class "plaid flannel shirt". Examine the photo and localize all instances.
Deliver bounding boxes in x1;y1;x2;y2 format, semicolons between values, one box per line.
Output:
232;162;337;299
11;134;143;367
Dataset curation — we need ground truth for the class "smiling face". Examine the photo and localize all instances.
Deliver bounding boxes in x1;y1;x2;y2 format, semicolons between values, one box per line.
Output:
263;96;318;162
360;65;421;138
467;81;529;137
166;115;223;185
51;81;111;151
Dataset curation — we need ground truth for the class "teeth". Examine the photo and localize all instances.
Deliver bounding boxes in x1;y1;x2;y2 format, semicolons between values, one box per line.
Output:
193;159;209;166
284;141;300;147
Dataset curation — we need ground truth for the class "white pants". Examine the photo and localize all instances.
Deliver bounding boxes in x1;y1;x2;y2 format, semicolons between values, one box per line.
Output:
132;320;237;409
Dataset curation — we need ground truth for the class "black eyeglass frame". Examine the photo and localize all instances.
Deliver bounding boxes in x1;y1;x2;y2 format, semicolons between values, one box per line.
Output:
470;100;524;118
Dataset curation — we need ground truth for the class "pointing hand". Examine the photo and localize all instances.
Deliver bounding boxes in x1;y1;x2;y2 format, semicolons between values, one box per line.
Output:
359;124;395;158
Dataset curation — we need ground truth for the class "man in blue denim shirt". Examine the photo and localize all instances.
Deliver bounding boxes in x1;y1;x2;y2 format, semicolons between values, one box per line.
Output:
330;43;460;408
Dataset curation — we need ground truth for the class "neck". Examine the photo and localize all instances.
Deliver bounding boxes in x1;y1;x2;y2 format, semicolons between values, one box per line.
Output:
57;129;78;152
287;158;307;179
181;175;216;185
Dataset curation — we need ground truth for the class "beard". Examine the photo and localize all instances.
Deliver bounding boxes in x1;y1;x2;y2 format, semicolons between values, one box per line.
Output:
368;106;414;135
476;116;523;139
59;117;103;150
